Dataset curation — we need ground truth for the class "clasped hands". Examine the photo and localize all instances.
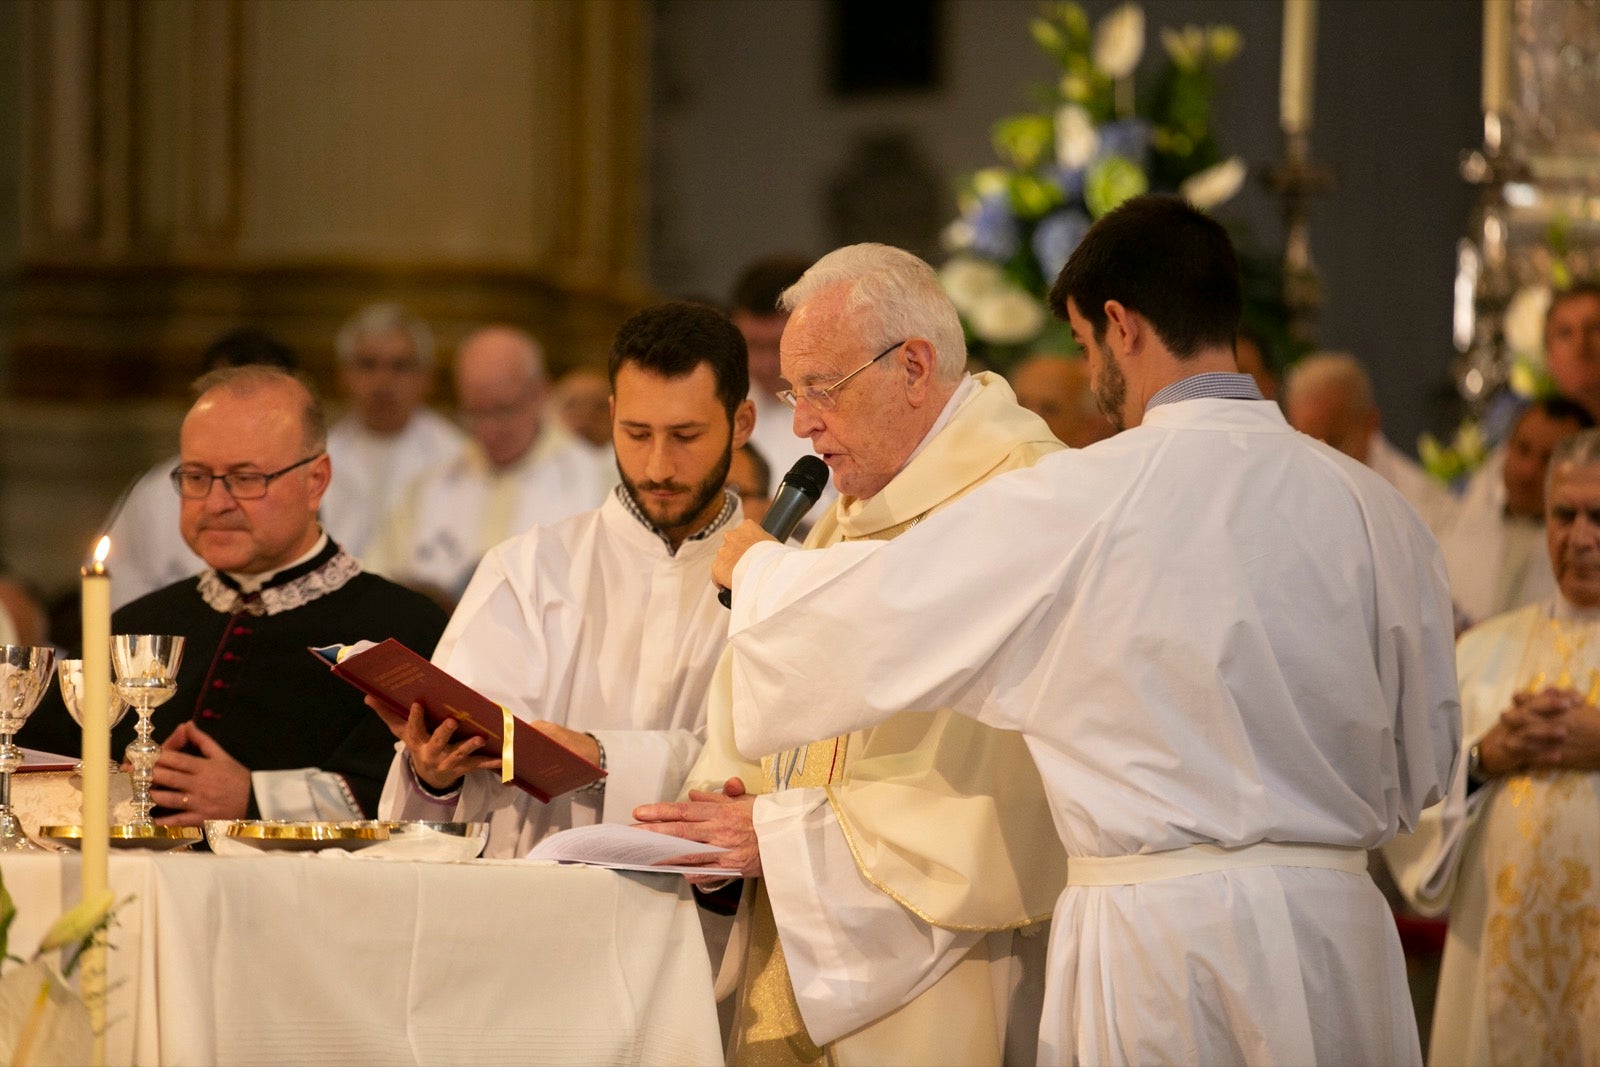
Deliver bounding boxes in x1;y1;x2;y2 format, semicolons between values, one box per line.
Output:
1477;685;1600;777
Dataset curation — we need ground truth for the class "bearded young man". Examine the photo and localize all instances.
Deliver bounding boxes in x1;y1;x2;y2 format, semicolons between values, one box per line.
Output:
376;302;755;856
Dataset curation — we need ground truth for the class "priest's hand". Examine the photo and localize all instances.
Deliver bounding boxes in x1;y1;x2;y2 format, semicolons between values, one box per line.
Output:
633;776;761;885
1479;687;1574;776
370;697;501;793
529;720;601;767
149;721;251;825
712;521;778;596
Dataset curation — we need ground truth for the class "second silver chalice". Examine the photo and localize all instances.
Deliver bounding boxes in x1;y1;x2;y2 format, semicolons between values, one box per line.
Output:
111;635;184;829
56;658;133;776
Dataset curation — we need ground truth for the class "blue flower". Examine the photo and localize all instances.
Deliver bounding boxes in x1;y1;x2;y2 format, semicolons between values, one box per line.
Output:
970;197;1022;261
1045;165;1087;202
1094;118;1151;169
1032;209;1092;282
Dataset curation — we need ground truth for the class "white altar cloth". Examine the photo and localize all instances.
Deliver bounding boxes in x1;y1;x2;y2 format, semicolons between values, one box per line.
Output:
0;852;722;1066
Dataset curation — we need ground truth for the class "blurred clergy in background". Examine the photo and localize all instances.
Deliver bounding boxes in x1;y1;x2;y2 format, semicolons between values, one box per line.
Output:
319;302;467;562
23;367;448;821
366;325;606;604
377;302;753;856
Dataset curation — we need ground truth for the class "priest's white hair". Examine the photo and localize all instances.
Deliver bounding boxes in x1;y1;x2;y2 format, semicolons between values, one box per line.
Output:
780;243;967;381
336;301;437;370
1284;351;1374;416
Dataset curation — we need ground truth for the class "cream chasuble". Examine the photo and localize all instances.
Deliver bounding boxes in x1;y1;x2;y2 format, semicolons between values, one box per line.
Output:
687;372;1069;1065
1388;601;1600;1067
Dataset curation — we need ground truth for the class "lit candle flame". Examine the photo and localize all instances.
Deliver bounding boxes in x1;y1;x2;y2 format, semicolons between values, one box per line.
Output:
92;535;111;573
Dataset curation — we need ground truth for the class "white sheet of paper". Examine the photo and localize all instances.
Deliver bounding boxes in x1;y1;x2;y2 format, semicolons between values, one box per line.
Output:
524;823;740;877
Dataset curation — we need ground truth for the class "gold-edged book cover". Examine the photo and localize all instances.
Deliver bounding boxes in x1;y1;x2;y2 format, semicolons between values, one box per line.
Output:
310;639;605;802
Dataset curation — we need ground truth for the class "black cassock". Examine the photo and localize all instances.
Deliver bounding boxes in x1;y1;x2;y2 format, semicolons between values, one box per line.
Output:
23;539;448;817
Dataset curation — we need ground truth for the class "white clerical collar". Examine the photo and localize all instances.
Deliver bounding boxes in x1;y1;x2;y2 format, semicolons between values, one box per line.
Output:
227;531;329;593
902;374;977;468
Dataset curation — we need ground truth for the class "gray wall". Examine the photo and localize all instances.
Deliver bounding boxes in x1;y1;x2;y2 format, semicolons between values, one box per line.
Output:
650;0;1483;455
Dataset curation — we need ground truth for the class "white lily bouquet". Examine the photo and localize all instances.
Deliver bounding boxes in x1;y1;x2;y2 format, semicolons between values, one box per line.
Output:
0;875;116;1067
941;2;1245;360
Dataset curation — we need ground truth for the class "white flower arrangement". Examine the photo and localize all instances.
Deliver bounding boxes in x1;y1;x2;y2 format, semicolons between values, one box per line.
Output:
942;2;1244;355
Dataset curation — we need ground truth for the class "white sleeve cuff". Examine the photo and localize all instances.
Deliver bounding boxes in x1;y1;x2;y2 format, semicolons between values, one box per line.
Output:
251;768;364;821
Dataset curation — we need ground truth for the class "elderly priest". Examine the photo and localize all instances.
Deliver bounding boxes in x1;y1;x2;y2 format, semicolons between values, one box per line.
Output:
1388;427;1600;1065
700;197;1460;1066
25;366;447;822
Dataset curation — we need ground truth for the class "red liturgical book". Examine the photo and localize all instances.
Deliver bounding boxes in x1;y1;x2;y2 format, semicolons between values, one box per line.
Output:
311;639;605;802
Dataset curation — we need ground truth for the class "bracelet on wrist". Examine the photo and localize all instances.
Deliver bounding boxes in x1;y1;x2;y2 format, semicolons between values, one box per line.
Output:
579;732;607;795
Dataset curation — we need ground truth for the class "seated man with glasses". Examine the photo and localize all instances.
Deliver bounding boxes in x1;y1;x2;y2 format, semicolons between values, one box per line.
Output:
634;243;1069;1066
25;366;448;824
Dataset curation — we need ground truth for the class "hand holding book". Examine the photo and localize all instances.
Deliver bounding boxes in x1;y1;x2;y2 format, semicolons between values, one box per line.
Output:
313;639;605;802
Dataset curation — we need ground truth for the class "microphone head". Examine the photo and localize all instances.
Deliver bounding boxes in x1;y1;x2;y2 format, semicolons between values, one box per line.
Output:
784;455;831;501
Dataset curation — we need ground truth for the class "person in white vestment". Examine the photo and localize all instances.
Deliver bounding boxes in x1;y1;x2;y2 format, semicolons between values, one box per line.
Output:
375;302;754;857
1441;397;1592;631
104;328;299;610
704;197;1461;1066
318;303;467;561
1444;283;1600;626
1286;351;1457;536
636;244;1068;1066
1386;428;1600;1066
365;325;606;604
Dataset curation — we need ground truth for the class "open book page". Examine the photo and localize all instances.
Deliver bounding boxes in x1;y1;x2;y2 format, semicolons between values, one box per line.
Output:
525;823;741;877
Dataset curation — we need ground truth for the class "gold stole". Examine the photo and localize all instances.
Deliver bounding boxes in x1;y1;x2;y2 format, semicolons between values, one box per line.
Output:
730;735;852;1065
1481;771;1600;1065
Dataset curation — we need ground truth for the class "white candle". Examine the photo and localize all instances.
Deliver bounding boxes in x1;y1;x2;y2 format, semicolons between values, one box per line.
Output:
79;535;110;1067
1280;0;1317;135
1482;0;1510;113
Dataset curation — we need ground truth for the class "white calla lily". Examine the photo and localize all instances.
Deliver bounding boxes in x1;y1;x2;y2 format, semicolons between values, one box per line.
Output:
1504;284;1552;359
969;287;1048;345
1054;104;1099;170
939;257;1007;316
1093;3;1145;79
1179;157;1247;209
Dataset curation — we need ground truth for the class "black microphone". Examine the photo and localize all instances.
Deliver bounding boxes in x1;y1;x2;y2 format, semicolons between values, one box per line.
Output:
718;455;830;608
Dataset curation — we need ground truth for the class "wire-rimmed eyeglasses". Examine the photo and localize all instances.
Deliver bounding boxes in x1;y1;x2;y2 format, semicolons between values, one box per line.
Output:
777;340;905;411
170;454;323;500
